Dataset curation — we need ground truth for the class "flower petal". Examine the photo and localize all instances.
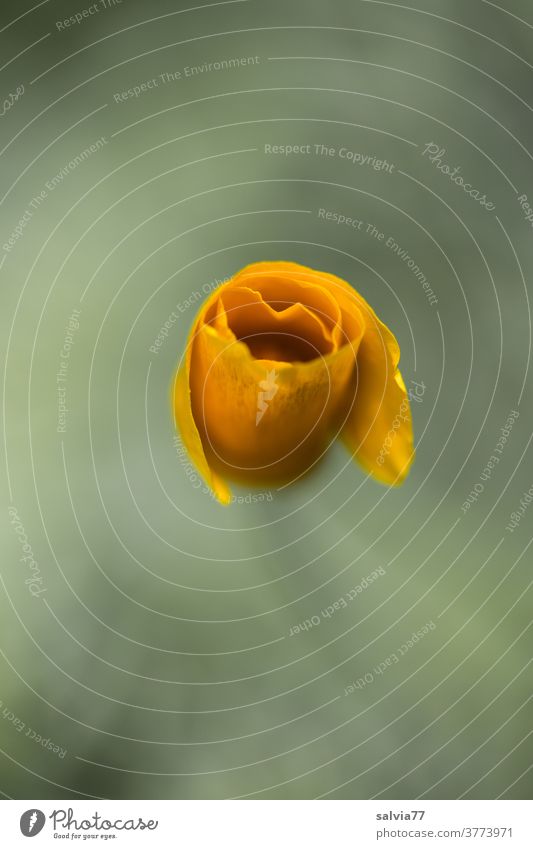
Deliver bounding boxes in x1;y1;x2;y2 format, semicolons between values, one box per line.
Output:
176;310;364;497
232;265;343;327
172;338;232;505
342;319;414;485
220;286;336;362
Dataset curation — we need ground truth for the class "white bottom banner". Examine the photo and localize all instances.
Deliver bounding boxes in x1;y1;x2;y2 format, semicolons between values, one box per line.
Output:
0;800;530;847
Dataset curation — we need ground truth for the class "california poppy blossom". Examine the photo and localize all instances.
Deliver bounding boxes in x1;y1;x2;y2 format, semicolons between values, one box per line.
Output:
172;261;414;504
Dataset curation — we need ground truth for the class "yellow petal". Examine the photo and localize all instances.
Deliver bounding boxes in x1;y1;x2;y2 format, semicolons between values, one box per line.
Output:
186;317;365;489
172;346;231;506
221;286;336;361
342;318;414;485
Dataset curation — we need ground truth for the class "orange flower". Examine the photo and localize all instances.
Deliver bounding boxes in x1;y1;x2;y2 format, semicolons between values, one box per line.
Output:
172;261;414;504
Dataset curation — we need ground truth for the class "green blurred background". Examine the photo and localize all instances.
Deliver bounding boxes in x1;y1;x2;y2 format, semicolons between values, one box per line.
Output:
0;0;531;799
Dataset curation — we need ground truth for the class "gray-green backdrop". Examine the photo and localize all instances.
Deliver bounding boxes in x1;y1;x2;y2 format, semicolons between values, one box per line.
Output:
0;0;531;799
